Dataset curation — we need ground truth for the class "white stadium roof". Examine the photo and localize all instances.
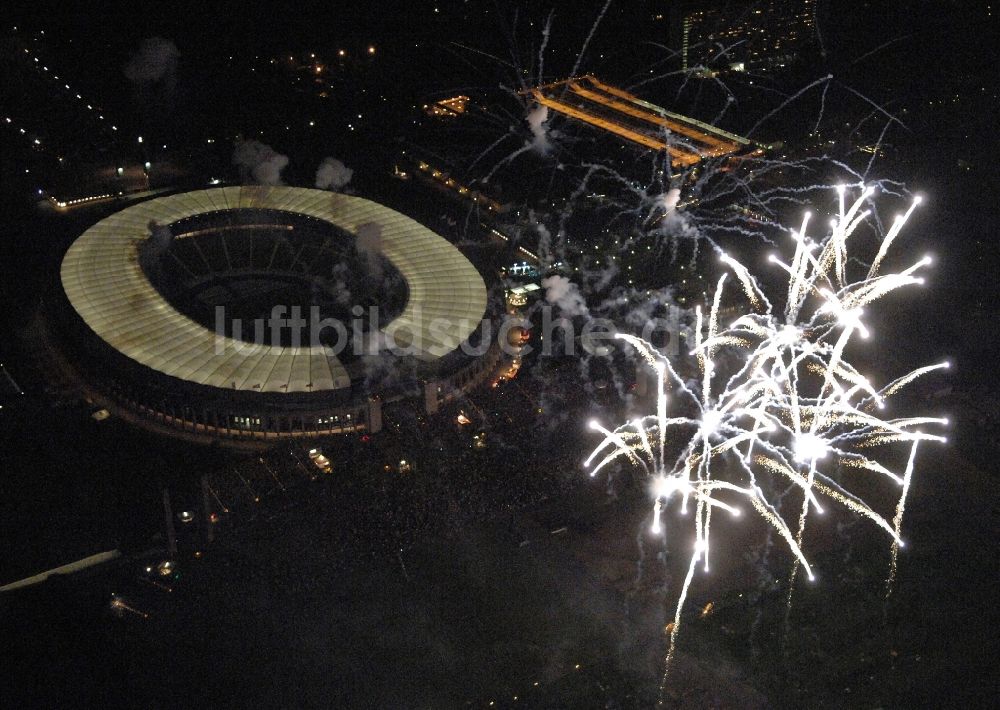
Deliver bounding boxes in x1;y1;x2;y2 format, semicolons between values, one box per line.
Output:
61;186;488;393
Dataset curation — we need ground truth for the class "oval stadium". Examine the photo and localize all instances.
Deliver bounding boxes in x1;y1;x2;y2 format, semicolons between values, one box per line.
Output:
56;186;499;442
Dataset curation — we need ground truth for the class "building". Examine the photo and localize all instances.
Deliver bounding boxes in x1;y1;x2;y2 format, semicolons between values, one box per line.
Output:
674;1;817;72
57;186;500;443
527;75;760;167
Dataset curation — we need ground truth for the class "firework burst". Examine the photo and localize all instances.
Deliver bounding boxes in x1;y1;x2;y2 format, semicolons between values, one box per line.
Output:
584;186;948;697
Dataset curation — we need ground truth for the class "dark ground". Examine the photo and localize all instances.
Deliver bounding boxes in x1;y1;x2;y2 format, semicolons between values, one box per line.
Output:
1;442;995;709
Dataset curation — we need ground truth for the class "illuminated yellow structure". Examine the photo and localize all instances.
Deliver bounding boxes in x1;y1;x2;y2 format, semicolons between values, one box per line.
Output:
526;76;753;167
411;159;505;212
59;187;497;441
62;187;488;390
423;95;470;118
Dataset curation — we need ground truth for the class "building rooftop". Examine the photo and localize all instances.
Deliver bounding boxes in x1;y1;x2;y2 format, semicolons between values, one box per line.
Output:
61;186;488;394
527;75;754;166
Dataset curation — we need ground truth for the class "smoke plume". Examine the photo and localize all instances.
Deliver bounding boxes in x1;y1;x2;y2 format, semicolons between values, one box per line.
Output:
541;274;588;316
315;157;354;191
232;139;289;186
124;37;179;88
526;103;551;154
355;223;384;278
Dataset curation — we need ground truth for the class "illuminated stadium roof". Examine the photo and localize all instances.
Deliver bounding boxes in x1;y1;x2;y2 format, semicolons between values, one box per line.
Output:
61;186;488;393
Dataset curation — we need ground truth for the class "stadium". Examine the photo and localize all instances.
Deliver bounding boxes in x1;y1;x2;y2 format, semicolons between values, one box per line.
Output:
57;186;499;442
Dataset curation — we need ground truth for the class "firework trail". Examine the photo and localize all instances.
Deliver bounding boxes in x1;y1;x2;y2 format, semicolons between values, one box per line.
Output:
584;187;947;701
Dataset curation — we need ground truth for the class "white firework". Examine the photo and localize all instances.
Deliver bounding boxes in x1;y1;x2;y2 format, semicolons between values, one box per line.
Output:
584;186;948;688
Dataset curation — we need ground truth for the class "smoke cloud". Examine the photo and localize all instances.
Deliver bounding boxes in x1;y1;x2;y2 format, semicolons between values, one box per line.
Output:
146;220;174;254
531;216;553;264
355;222;384;278
138;220;174;276
656;187;681;215
315;157;354;191
232;139;289;186
526;103;551;154
124;37;179;88
541;275;589;317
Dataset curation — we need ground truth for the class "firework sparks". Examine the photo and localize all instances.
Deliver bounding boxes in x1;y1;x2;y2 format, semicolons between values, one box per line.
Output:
584;187;947;697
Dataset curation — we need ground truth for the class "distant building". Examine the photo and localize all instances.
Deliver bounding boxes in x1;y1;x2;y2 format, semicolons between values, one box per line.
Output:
673;1;817;72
